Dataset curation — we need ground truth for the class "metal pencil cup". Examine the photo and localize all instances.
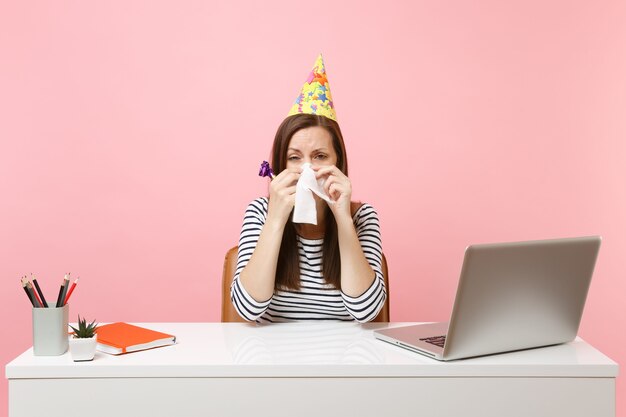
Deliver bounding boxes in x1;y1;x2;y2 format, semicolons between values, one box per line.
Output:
32;304;69;356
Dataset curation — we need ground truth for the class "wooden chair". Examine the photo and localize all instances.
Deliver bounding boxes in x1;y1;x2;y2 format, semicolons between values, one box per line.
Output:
221;246;390;322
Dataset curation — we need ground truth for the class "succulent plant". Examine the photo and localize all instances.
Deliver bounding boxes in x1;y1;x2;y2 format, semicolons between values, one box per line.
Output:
70;315;98;338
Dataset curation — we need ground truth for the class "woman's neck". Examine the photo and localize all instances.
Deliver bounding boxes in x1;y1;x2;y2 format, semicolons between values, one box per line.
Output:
296;222;326;239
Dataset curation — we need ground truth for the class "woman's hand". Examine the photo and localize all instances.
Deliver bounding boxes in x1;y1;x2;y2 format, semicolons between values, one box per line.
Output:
314;165;352;218
266;168;300;225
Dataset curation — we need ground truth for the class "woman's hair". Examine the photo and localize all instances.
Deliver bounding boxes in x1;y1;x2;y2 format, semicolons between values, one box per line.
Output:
271;113;348;291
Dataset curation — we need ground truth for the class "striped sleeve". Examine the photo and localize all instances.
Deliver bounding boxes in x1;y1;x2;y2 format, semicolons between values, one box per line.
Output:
340;203;387;323
230;198;273;321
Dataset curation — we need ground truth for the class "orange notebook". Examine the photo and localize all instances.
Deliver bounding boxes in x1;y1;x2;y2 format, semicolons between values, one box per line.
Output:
95;322;176;355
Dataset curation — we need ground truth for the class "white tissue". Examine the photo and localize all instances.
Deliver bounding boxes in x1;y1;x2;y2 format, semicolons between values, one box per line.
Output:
293;163;332;225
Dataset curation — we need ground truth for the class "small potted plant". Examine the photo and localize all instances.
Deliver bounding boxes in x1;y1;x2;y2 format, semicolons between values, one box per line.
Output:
69;315;99;361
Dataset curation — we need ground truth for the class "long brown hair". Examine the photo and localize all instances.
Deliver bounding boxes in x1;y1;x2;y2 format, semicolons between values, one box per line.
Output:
271;114;348;291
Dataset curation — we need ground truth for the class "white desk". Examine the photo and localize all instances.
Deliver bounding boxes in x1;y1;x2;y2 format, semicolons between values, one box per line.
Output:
6;322;618;417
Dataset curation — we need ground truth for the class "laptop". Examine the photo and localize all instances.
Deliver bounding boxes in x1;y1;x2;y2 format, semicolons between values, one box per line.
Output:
374;236;601;361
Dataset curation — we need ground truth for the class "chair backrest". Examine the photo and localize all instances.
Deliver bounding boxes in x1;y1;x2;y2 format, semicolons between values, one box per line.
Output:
221;246;248;323
221;246;390;322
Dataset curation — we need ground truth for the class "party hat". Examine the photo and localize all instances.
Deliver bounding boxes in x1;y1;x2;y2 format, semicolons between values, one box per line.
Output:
288;54;337;122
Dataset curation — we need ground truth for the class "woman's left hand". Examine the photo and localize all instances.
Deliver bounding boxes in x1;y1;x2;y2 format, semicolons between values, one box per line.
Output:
314;165;352;218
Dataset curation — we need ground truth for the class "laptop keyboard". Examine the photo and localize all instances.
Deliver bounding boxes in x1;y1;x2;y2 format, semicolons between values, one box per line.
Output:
420;335;446;348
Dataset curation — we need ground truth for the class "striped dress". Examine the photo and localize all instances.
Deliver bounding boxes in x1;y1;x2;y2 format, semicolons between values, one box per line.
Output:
230;197;386;323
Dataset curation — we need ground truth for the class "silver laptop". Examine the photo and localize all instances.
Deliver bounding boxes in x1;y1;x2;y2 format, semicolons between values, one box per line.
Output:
374;236;601;361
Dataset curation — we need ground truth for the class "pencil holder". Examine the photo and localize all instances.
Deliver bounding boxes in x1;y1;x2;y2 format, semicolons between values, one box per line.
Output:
32;304;69;356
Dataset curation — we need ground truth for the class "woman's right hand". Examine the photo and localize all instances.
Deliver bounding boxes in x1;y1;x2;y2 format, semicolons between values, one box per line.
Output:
266;169;300;225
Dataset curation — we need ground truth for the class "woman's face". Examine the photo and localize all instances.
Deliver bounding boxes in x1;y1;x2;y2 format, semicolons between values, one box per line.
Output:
285;126;337;171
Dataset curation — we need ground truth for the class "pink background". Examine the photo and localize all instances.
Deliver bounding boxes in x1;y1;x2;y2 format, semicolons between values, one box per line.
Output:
1;0;624;414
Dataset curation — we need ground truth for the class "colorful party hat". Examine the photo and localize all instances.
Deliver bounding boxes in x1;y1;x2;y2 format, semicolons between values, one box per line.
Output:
288;54;337;122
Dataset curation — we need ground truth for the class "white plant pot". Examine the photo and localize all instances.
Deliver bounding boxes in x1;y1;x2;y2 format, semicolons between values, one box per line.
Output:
69;334;97;361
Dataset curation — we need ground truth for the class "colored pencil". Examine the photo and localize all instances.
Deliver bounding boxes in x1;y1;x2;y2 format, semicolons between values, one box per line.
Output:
56;275;70;307
59;274;70;305
24;279;42;308
63;277;79;305
31;274;48;308
21;278;35;307
27;281;43;308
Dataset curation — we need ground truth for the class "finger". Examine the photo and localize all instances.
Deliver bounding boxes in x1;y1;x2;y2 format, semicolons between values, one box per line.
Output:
281;185;297;196
312;167;329;180
322;175;335;195
328;183;342;201
323;174;344;193
274;171;300;187
284;172;300;186
313;164;332;174
325;178;345;199
316;166;346;181
271;184;298;201
274;169;293;181
275;167;300;179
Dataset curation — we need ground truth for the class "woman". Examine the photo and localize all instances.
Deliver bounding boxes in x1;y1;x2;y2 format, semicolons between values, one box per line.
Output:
230;56;386;323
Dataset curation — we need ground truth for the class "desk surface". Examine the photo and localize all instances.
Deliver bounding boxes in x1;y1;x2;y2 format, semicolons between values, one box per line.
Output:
6;322;618;379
